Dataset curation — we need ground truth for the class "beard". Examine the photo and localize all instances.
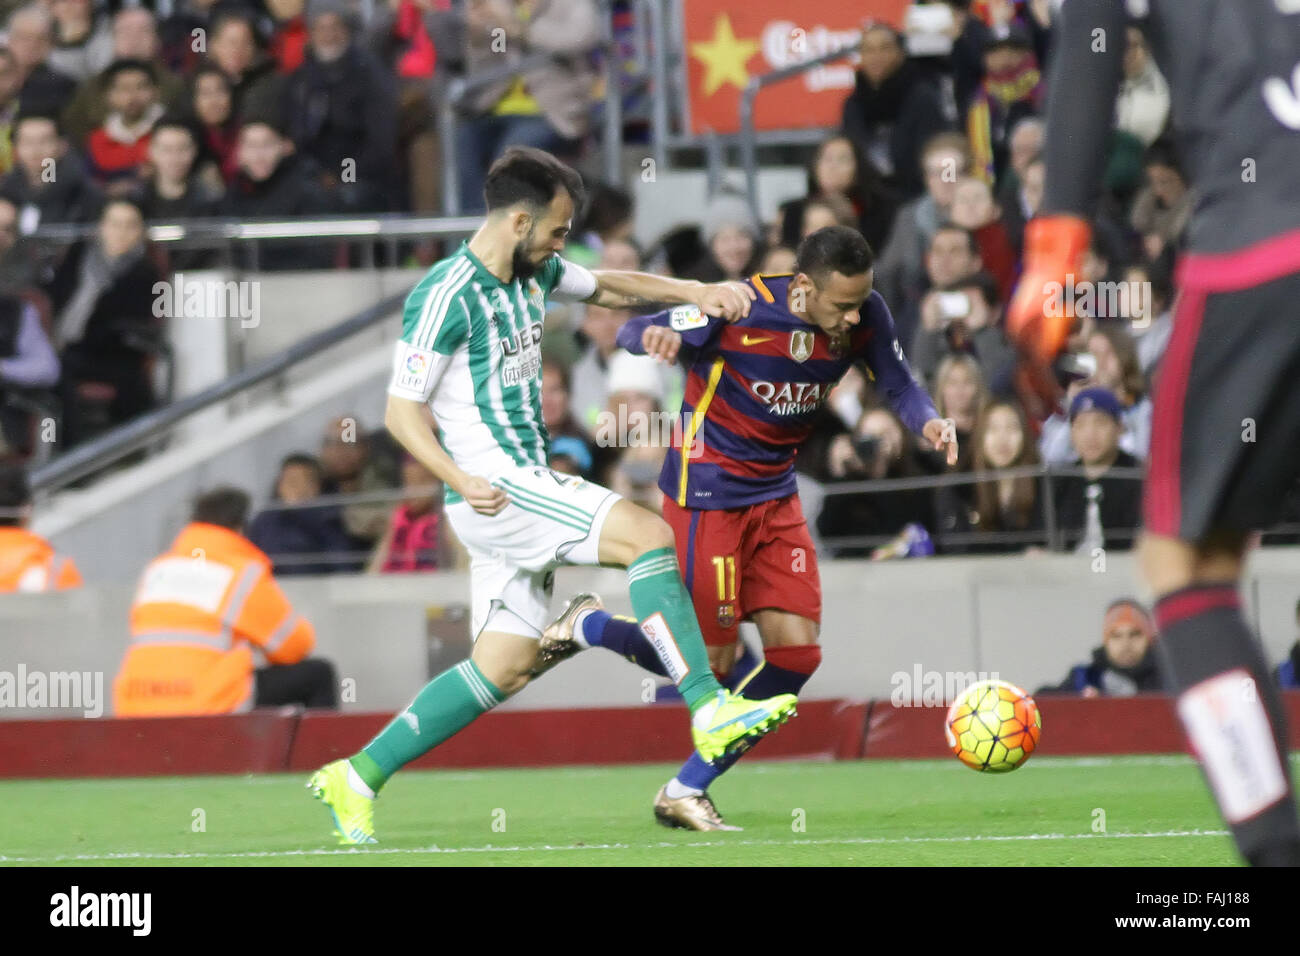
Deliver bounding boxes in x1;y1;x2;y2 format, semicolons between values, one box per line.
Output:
511;239;540;281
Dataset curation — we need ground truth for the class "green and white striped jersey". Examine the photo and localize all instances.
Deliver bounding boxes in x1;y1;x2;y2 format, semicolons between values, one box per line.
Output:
387;240;597;503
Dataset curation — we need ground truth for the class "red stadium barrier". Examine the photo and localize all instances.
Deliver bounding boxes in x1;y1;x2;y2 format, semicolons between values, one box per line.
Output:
0;709;299;777
4;694;1300;777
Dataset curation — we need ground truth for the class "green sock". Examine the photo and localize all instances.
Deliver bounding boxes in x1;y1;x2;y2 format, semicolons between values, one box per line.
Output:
627;546;722;710
350;659;504;792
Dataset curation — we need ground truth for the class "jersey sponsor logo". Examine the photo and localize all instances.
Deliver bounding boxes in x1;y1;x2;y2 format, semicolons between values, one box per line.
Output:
750;380;830;415
395;343;436;393
500;320;544;387
1263;63;1300;129
640;612;688;683
789;330;814;362
670;304;708;331
740;333;772;346
499;320;543;357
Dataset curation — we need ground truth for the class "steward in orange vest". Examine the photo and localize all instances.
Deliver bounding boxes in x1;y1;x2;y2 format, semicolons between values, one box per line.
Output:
0;462;82;592
113;486;337;716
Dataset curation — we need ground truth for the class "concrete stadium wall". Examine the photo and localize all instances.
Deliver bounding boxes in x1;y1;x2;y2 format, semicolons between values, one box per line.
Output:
3;548;1298;720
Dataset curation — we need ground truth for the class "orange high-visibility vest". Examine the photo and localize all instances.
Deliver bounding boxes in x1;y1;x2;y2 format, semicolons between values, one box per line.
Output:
0;528;82;592
113;522;315;717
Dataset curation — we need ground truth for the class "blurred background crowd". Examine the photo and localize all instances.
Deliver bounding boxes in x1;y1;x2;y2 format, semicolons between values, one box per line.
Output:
2;0;1298;577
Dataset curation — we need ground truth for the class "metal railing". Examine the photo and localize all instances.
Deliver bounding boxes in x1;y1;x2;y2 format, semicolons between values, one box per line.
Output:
737;38;863;223
28;291;408;494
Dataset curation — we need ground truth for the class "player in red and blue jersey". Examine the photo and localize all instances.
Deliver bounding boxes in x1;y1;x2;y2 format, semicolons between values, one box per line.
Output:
537;226;957;829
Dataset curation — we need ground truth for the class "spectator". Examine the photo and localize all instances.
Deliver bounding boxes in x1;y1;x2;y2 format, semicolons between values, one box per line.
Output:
455;0;600;213
1275;598;1300;689
137;117;223;222
367;0;460;217
569;299;626;435
995;115;1042;235
189;64;239;184
602;349;669;515
912;270;1017;394
266;0;309;73
159;0;223;76
318;414;398;554
1003;148;1043;253
797;192;857;239
0;461;80;590
948;175;1016;299
0;293;58;456
221;119;336;269
207;9;284;126
1038;599;1161;697
1052;387;1143;553
0;113;103;232
694;191;762;282
1041;324;1152;464
247;453;359;575
1129;254;1175;375
84;59;165;190
8;5;77;117
815;406;936;556
874;131;973;343
114;486;338;715
541;357;594;478
283;0;399;212
0;49;22;175
61;8;188;145
965;22;1042;186
47;0;113;82
761;244;797;276
926;352;989;472
370;456;444;573
0;195;36;290
1130;139;1192;261
905;222;981;358
841;22;950;200
1116;25;1170;149
573;181;635;260
935;398;1043;554
778;134;899;254
47;197;161;448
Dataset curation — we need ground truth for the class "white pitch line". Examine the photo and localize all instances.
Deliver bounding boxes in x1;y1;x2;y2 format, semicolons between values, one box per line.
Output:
0;829;1230;864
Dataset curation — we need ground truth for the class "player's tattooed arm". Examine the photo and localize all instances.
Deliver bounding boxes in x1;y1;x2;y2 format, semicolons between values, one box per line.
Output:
589;270;755;320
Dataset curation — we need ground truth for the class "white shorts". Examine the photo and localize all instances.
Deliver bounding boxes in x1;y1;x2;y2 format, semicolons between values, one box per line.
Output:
444;465;621;640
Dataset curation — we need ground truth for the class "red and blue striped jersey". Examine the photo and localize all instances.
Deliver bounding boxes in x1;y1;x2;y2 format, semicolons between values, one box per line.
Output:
615;273;939;510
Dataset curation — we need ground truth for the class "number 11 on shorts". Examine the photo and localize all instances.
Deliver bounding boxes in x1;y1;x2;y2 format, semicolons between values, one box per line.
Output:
712;555;736;602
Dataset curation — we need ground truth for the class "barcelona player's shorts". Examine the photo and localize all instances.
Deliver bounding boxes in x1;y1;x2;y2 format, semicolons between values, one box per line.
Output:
661;492;822;648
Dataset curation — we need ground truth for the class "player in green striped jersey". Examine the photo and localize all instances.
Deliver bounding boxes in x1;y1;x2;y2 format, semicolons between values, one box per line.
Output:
309;147;797;843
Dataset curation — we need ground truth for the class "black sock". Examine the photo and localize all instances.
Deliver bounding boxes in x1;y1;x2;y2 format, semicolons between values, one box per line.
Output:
1155;583;1300;866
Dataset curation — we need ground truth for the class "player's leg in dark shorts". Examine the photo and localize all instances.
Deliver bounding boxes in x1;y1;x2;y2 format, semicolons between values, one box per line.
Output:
1144;271;1300;542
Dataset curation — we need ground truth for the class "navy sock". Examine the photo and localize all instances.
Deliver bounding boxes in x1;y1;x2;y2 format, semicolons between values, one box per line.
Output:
582;609;669;677
677;645;821;791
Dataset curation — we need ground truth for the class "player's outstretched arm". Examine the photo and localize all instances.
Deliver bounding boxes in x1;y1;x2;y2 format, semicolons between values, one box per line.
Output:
588;269;755;320
384;394;507;516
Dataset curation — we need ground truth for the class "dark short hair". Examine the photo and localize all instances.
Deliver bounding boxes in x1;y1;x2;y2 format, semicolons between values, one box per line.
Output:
484;146;585;216
100;58;157;91
192;487;251;531
0;463;31;527
152;114;199;143
794;225;874;283
13;111;61;139
932;223;978;256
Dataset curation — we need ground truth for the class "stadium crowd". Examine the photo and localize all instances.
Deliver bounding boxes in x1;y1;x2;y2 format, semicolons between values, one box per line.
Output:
2;0;1300;577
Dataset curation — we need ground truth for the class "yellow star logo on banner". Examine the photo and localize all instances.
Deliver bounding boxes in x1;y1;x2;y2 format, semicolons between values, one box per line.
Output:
690;13;760;97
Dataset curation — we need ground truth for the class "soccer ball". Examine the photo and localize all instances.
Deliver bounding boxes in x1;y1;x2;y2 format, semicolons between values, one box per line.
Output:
944;679;1042;772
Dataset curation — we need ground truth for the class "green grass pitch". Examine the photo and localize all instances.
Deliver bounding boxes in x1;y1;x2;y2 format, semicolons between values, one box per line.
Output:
0;756;1246;866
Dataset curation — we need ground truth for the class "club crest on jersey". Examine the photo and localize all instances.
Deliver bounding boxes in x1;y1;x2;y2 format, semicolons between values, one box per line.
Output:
528;279;544;309
717;604;736;628
789;330;814;362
